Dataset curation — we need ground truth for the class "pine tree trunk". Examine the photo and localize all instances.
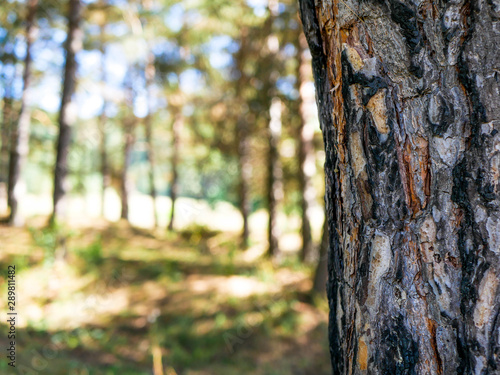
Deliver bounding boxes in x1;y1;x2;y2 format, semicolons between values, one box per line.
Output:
1;95;13;186
237;119;251;247
8;0;38;226
267;97;283;257
98;22;109;218
145;50;158;228
168;111;182;231
121;117;135;221
1;65;16;188
299;0;500;373
265;0;283;257
234;27;251;248
297;31;317;262
52;0;82;222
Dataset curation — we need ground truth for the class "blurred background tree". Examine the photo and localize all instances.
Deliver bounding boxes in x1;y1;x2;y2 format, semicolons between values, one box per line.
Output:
0;0;330;372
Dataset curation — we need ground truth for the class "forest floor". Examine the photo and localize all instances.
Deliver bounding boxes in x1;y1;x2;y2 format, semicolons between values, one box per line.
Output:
0;217;330;375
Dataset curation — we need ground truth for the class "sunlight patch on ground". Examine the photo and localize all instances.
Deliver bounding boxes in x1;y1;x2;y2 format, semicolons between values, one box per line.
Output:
274;268;311;291
8;263;95;329
186;275;276;298
44;286;130;329
0;226;35;259
117;246;196;263
239;242;268;262
8;263;128;330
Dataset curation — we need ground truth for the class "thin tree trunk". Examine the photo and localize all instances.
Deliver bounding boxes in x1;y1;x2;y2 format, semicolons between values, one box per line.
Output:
312;214;328;295
121;117;135;221
267;97;283;257
98;22;109;218
144;50;158;228
168;111;182;231
297;31;317;262
265;0;283;257
1;63;16;188
120;68;137;221
237;119;251;247
234;28;251;248
98;98;108;219
300;0;500;373
1;95;13;186
52;0;82;222
8;0;38;226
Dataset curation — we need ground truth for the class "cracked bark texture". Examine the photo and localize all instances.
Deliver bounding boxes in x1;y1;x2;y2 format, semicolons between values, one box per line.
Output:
298;0;500;373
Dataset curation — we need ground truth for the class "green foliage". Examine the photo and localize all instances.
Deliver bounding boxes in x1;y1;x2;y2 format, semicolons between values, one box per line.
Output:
178;223;219;242
28;222;77;266
75;235;104;267
29;225;59;265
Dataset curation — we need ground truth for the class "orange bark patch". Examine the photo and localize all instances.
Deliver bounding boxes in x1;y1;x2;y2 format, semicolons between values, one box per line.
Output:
366;90;389;134
358;336;368;370
403;138;422;215
427;318;443;374
416;136;431;209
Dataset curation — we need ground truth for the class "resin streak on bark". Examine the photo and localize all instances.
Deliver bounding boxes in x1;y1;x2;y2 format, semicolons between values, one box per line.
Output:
299;0;500;373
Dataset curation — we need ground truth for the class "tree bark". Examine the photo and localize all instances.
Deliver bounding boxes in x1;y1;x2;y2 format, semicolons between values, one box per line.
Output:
120;76;136;222
98;21;110;218
237;119;251;247
1;62;16;188
1;94;13;186
144;50;159;228
234;27;252;248
121;116;135;221
299;0;500;373
267;97;283;257
8;0;38;226
266;0;283;257
168;111;182;231
297;31;317;262
52;0;82;222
